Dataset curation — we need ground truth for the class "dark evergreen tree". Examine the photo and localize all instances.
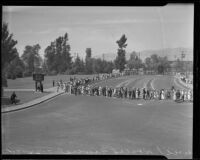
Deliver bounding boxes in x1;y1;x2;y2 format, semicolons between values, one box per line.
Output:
85;48;93;74
115;34;127;72
1;23;18;94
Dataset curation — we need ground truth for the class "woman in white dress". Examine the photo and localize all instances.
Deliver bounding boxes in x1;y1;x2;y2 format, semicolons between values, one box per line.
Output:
188;90;192;101
63;83;66;92
161;89;164;100
136;89;138;99
184;90;187;101
99;86;102;96
153;90;156;100
113;88;116;97
187;90;190;101
173;90;176;101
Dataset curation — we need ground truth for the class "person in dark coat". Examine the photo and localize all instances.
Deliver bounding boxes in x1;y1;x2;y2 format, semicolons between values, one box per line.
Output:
147;89;150;100
41;83;43;92
138;88;140;99
124;87;128;98
143;88;146;100
132;88;136;99
128;88;132;99
176;90;180;100
10;91;17;104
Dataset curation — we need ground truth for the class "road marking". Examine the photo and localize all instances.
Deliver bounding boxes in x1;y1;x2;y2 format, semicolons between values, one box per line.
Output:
142;78;148;89
116;80;128;87
125;79;133;87
143;78;151;89
137;103;143;105
150;78;155;90
116;78;135;88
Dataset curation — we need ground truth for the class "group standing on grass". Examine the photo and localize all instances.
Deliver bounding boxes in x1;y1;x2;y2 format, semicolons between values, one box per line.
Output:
53;75;193;102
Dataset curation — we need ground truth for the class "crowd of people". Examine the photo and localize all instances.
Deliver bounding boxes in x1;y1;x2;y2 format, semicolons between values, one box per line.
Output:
54;73;124;92
177;73;193;84
54;75;193;103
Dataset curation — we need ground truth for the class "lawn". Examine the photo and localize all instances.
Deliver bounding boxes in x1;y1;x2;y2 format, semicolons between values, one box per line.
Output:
1;91;50;107
6;74;100;89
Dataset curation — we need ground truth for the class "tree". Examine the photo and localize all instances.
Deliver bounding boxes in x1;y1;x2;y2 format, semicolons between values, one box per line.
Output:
5;56;25;79
1;23;18;95
21;44;42;75
103;61;114;73
174;58;183;72
62;34;72;72
41;60;48;75
85;48;92;59
158;56;170;74
72;55;84;74
144;54;170;74
144;57;152;70
93;58;101;74
157;65;165;74
85;48;93;74
1;23;18;69
127;51;143;70
44;33;72;74
44;42;56;74
150;54;159;71
115;34;127;72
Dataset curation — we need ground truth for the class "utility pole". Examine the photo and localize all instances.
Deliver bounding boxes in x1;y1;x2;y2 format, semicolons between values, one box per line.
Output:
102;54;105;61
174;55;177;74
181;50;185;74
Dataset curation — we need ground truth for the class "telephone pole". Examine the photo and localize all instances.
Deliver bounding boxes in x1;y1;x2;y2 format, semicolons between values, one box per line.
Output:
181;50;185;73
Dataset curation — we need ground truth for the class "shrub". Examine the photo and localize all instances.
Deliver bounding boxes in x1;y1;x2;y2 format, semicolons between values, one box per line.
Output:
49;70;58;75
23;71;32;77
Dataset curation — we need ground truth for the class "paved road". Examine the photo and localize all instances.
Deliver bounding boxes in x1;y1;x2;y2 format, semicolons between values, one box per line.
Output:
2;75;192;158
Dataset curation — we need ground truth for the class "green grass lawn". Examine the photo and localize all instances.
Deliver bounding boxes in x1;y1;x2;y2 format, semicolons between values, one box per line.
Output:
6;74;99;89
1;91;50;107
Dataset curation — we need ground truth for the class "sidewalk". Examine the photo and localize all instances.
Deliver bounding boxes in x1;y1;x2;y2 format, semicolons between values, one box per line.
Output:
4;87;57;92
2;87;65;113
2;79;108;113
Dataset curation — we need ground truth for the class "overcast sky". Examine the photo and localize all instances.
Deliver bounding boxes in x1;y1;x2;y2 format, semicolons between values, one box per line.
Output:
3;5;193;59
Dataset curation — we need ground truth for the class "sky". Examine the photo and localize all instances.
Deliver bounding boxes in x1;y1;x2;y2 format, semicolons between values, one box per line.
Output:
3;5;193;59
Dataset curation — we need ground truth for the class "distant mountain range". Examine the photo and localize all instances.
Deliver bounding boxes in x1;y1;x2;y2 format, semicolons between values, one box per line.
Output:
94;47;193;62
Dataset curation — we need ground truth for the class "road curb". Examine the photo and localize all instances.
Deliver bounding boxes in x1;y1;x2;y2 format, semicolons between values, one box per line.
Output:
1;91;65;113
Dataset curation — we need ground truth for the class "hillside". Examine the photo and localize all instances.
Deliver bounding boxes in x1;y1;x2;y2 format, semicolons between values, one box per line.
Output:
94;47;193;62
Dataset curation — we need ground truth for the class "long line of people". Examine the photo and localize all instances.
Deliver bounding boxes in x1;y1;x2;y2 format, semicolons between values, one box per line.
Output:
66;84;192;103
54;75;193;102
